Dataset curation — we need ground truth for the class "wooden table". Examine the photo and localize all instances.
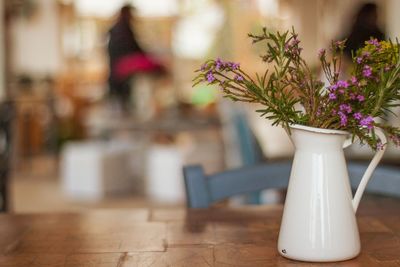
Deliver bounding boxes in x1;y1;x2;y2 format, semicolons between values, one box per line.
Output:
0;195;399;267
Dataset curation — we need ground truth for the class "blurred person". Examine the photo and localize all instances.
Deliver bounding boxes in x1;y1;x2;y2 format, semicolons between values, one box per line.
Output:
343;2;385;60
107;4;164;114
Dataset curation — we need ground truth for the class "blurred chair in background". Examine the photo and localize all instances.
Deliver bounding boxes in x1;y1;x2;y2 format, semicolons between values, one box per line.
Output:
185;102;292;208
183;162;291;209
348;163;400;198
233;111;264;167
184;161;400;209
232;110;267;204
217;102;290;205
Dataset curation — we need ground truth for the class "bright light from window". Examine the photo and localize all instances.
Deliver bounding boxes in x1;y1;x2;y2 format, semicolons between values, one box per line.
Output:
75;0;179;18
257;0;279;17
172;2;224;59
75;0;126;17
131;0;179;17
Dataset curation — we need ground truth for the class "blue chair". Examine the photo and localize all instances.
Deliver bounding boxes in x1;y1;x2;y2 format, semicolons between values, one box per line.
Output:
186;107;291;207
183;161;292;208
231;111;267;204
233;111;264;166
184;162;400;208
348;162;400;198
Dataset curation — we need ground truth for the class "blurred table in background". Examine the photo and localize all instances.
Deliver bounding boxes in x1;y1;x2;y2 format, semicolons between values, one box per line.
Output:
0;194;398;266
60;108;225;204
84;106;221;138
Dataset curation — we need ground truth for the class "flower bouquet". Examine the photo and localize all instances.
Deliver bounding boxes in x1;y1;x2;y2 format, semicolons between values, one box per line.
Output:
193;27;400;262
193;27;400;150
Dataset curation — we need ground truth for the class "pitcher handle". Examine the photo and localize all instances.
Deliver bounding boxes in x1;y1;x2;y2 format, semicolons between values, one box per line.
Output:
343;128;387;212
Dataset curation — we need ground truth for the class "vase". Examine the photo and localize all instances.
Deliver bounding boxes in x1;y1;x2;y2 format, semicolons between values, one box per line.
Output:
278;124;387;262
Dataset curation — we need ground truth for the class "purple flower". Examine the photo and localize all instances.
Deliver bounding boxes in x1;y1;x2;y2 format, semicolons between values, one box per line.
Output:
376;142;385;150
339;104;352;114
329;93;337;100
231;62;240;70
215;58;223;70
357;95;365;102
359;115;374;129
206;71;215;83
349;93;356;100
361;51;370;58
291;38;300;46
353;112;362;120
284;43;290;53
356;57;363;64
363;65;372;78
337;80;349;88
330;84;338;91
338;111;348;126
334;40;346;50
351;76;358;84
234;74;244;81
368;38;380;47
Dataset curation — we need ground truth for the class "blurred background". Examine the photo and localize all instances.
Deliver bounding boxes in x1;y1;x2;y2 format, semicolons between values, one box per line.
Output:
0;0;399;212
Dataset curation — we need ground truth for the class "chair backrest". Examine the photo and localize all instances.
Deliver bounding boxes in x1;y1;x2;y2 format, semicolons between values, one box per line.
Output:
233;112;264;166
183;162;292;208
184;162;400;208
348;162;400;198
232;111;267;204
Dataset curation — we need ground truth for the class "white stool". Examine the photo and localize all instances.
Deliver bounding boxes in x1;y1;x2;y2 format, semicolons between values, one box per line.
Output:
146;144;185;203
61;141;133;200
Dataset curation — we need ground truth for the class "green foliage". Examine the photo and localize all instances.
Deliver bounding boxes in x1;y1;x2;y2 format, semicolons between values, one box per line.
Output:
193;27;400;150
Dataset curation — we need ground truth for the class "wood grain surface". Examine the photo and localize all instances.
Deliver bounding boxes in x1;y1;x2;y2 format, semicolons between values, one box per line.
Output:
0;195;399;266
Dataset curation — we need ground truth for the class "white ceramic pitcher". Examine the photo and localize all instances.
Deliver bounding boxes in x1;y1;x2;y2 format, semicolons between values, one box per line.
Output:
278;124;387;262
